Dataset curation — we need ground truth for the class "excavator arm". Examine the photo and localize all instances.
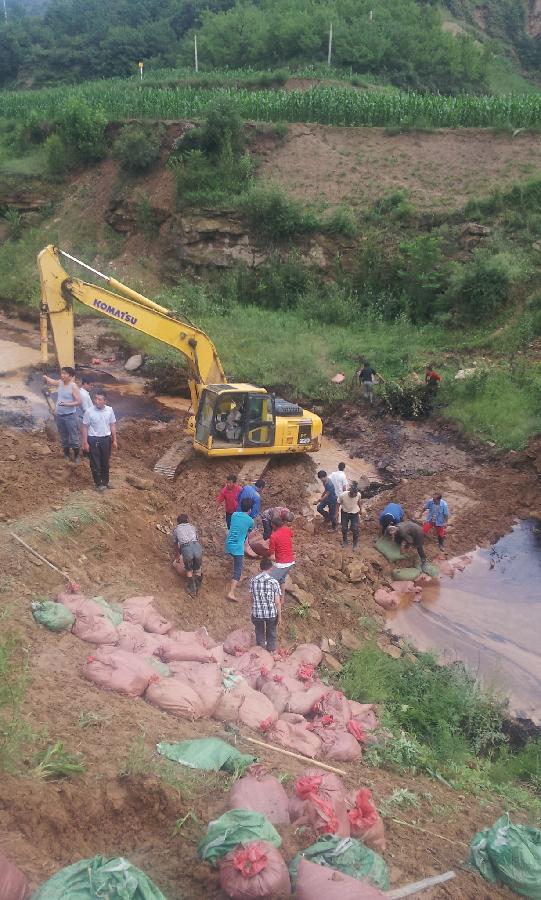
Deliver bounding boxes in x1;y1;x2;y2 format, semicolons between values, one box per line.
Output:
38;245;226;411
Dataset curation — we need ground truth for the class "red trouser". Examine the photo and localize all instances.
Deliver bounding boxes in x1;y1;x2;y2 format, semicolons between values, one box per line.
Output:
423;522;445;538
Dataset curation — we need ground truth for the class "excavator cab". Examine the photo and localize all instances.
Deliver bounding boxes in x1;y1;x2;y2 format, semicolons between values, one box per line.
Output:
194;386;276;453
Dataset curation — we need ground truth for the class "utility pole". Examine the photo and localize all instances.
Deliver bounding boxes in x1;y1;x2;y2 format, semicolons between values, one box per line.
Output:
3;0;8;24
327;22;333;66
194;34;199;72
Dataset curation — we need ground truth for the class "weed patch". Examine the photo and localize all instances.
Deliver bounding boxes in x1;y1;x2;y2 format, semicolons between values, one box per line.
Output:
0;613;33;773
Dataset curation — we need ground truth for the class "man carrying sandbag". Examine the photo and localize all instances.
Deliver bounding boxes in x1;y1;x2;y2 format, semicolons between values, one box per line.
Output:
386;521;428;571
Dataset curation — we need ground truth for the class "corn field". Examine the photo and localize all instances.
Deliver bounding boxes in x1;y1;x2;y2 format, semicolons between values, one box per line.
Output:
1;80;541;127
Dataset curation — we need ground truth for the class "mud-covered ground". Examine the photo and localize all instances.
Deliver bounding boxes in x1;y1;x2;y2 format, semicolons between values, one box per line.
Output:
0;402;540;898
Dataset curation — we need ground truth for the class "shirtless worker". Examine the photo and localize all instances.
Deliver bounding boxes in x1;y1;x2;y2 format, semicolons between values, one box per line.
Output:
386;521;428;571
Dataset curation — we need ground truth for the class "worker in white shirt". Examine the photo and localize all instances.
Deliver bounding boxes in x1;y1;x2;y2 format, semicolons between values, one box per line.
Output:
77;375;93;446
338;481;362;548
82;392;117;492
329;462;348;525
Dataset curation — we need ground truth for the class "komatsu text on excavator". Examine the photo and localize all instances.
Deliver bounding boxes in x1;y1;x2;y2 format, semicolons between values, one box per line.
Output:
38;245;322;463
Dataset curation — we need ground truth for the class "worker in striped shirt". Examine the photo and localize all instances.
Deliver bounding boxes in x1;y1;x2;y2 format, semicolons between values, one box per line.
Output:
249;558;282;652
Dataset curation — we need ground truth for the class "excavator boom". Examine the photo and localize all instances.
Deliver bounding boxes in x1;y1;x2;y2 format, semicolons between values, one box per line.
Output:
38;245;226;411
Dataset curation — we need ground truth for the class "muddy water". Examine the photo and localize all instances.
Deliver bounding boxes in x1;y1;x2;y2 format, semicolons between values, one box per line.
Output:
0;316;187;427
388;520;541;722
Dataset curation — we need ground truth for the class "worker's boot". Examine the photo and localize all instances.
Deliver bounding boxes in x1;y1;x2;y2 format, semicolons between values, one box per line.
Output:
438;537;445;551
186;577;196;596
196;574;203;590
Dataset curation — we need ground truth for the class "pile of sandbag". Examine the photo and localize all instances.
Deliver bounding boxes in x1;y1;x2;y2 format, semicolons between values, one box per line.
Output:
36;589;380;761
0;851;28;900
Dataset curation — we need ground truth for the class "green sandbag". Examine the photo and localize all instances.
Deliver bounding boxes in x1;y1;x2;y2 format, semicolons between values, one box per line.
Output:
422;562;439;578
31;854;167;899
289;834;389;890
92;596;124;626
157;737;255;773
145;657;170;677
468;814;541;898
198;809;281;866
31;600;75;632
375;537;404;563
392;567;422;581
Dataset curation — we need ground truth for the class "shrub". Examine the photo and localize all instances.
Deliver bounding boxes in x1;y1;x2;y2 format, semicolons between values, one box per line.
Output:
379;377;435;418
178;98;244;160
324;204;358;238
44;133;74;177
55;99;107;164
3;208;23;240
444;251;520;321
240;184;320;239
175;148;253;206
113;125;161;174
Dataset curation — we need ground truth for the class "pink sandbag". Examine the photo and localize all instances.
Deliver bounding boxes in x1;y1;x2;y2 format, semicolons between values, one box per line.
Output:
316;725;362;762
223;628;256;656
437;559;455;578
168;660;222;688
72;614;118;645
289;643;323;667
59;595;104;616
286;685;330;717
122;596;172;634
232;647;275;688
450;554;472;572
83;648;157;697
160;638;215;664
296;858;384;900
374;588;401;610
290;769;350;836
145;677;205;719
0;851;29;900
390;581;421;594
220;841;291;899
260;680;290;714
319;689;351;725
238;686;279;732
268;717;322;759
349;701;378;732
346;788;386;852
168;626;216;649
212;682;249;723
227;765;290;825
117;622;163;655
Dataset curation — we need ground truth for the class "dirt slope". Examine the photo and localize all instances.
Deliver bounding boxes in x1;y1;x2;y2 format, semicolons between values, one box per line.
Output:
0;402;539;897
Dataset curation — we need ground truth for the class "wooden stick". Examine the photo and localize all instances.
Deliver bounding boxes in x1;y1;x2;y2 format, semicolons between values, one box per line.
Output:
241;736;347;775
384;871;455;899
10;532;71;581
390;817;468;848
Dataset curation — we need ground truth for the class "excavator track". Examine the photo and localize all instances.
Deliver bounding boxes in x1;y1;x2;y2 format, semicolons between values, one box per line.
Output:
153;441;194;479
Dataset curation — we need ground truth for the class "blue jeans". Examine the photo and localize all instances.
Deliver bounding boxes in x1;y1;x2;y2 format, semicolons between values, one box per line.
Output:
317;498;337;525
230;554;244;581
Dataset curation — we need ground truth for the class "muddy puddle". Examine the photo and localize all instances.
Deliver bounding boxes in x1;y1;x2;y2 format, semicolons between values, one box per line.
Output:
0;315;188;427
387;519;541;722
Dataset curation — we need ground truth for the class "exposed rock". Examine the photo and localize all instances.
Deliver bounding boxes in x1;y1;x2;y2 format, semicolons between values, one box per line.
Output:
31;442;51;456
124;354;144;372
322;653;343;673
377;638;401;659
343;559;370;583
106;199;170;234
340;629;362;651
126;474;153;491
320;637;331;653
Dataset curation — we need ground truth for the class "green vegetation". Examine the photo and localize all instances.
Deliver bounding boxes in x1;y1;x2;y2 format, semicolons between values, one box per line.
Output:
113;124;162;174
0;614;32;773
3;80;541;128
0;0;488;92
32;741;86;781
340;642;541;807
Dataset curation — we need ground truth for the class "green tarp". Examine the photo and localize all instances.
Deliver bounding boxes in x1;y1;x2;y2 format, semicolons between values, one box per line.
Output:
289;835;389;890
468;815;541;898
392;567;422;581
198;809;281;866
92;596;124;626
157;738;255;774
375;538;404;563
31;600;75;632
31;855;168;899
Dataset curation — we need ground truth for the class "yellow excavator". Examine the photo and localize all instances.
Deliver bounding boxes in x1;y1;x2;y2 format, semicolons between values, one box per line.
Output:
38;245;322;471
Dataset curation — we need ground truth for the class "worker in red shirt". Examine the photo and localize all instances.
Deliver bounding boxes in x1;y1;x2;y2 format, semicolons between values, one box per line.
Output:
425;364;442;388
217;474;242;528
268;512;295;586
